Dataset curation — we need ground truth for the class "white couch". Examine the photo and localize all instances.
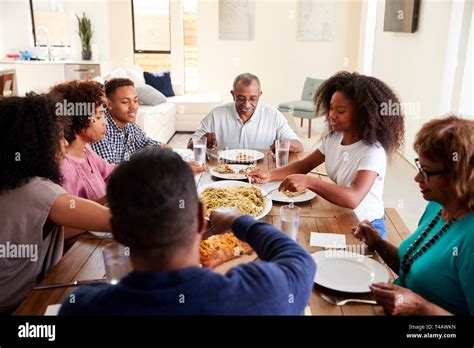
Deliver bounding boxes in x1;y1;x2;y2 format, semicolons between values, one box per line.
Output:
169;93;224;132
104;67;223;144
136;103;176;144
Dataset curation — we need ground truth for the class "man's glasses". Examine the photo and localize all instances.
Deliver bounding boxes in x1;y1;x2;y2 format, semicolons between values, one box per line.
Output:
235;96;259;104
414;158;444;181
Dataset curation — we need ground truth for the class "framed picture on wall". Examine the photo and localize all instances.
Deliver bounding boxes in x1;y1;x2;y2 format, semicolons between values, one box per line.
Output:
219;0;255;40
383;0;420;33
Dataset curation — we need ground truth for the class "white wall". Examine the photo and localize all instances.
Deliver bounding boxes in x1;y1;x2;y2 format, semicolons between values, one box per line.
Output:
370;0;471;161
196;0;362;106
1;0;35;55
459;7;473;117
107;0;134;70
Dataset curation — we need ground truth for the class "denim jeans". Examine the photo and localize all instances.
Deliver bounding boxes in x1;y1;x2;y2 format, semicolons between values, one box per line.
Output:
371;217;387;240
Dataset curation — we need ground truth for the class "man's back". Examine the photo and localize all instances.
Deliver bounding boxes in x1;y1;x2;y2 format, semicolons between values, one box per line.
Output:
59;216;316;315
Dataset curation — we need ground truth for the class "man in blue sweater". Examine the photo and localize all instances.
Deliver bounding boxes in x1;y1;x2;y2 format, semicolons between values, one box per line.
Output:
59;147;316;315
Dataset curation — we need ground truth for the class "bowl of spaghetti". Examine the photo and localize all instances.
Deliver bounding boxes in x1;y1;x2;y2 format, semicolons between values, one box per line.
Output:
198;180;272;220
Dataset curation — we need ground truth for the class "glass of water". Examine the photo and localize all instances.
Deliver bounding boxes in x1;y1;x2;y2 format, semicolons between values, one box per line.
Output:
193;136;207;166
280;202;301;241
275;139;290;168
102;242;130;285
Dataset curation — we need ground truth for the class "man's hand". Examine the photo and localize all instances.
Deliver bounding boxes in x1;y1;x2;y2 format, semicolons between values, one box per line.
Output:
204;132;218;149
187;161;208;175
279;174;310;192
209;207;244;234
269;143;276;154
370;282;424;315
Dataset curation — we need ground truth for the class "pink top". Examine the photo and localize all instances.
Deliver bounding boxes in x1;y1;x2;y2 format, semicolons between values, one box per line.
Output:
61;145;116;200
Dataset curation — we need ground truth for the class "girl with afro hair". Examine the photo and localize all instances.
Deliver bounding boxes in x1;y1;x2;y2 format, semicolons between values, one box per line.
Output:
249;71;405;238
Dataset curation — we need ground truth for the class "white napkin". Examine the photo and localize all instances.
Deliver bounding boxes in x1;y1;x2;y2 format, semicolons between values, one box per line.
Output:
310;232;346;249
44;304;61;316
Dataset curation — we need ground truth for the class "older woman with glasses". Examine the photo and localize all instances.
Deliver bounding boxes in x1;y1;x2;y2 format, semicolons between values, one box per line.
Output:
352;115;474;315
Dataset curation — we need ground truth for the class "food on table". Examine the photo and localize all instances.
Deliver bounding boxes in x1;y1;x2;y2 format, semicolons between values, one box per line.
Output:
214;164;236;174
213;165;256;176
236;152;254;161
238;165;256;174
200;186;264;218
282;189;308;197
200;232;253;268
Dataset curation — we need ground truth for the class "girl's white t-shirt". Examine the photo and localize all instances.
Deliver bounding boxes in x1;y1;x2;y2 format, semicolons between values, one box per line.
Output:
318;132;386;222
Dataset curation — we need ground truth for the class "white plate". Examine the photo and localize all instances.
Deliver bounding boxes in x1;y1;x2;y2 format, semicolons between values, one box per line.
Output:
198;180;272;220
210;164;255;180
89;231;113;238
260;181;317;203
218;149;265;164
311;251;389;293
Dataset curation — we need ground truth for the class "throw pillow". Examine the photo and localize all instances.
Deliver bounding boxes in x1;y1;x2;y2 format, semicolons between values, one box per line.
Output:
144;71;175;97
135;85;167;106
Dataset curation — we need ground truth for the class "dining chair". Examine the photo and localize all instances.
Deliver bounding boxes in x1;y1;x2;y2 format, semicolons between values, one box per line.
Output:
278;77;324;138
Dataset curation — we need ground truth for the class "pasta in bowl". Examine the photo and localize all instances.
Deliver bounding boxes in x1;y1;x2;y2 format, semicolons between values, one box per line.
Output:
198;181;272;220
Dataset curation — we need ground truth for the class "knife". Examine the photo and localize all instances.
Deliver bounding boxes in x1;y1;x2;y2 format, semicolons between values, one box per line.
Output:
34;279;106;290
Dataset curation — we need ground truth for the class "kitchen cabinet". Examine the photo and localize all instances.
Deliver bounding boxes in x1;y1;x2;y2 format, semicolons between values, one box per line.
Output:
0;61;108;96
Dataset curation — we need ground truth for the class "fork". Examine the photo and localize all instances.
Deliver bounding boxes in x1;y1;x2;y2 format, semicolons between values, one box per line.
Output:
262;188;278;197
320;293;376;306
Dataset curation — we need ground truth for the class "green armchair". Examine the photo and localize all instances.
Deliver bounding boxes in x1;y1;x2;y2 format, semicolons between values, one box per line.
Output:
278;77;324;138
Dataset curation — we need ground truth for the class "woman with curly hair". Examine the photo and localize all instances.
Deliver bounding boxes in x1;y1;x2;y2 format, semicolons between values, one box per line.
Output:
353;116;473;315
50;80;115;204
249;71;405;238
0;94;111;313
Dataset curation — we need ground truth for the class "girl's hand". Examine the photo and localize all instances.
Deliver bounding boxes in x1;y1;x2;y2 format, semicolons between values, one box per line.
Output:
279;174;310;193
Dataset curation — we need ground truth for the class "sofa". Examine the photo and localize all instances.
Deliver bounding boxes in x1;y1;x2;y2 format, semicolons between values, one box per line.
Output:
103;66;223;144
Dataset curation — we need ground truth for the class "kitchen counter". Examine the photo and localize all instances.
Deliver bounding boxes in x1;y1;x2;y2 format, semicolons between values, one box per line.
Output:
0;59;102;65
0;61;110;96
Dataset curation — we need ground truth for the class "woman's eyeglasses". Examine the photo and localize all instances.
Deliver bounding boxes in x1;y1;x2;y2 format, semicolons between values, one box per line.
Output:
414;158;444;181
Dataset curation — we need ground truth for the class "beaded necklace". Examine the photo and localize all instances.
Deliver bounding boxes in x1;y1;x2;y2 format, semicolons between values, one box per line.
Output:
400;209;455;273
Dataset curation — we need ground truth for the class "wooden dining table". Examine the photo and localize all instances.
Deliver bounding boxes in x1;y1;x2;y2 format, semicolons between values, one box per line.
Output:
14;151;410;316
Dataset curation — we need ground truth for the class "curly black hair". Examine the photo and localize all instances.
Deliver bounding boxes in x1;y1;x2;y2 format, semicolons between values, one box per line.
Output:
50;80;105;143
0;94;70;193
104;78;134;99
314;71;405;157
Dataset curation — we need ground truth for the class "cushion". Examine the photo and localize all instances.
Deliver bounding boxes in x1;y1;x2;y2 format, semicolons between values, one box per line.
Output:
136;85;167;106
144;71;175;97
104;68;128;81
126;65;146;87
278;100;314;112
92;75;106;85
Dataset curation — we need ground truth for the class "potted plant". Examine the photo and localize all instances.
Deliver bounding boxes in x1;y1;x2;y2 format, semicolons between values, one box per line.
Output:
76;13;93;60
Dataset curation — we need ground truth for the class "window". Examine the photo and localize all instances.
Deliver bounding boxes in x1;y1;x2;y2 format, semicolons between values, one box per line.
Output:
132;0;171;53
30;0;70;47
183;0;198;93
133;0;198;93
